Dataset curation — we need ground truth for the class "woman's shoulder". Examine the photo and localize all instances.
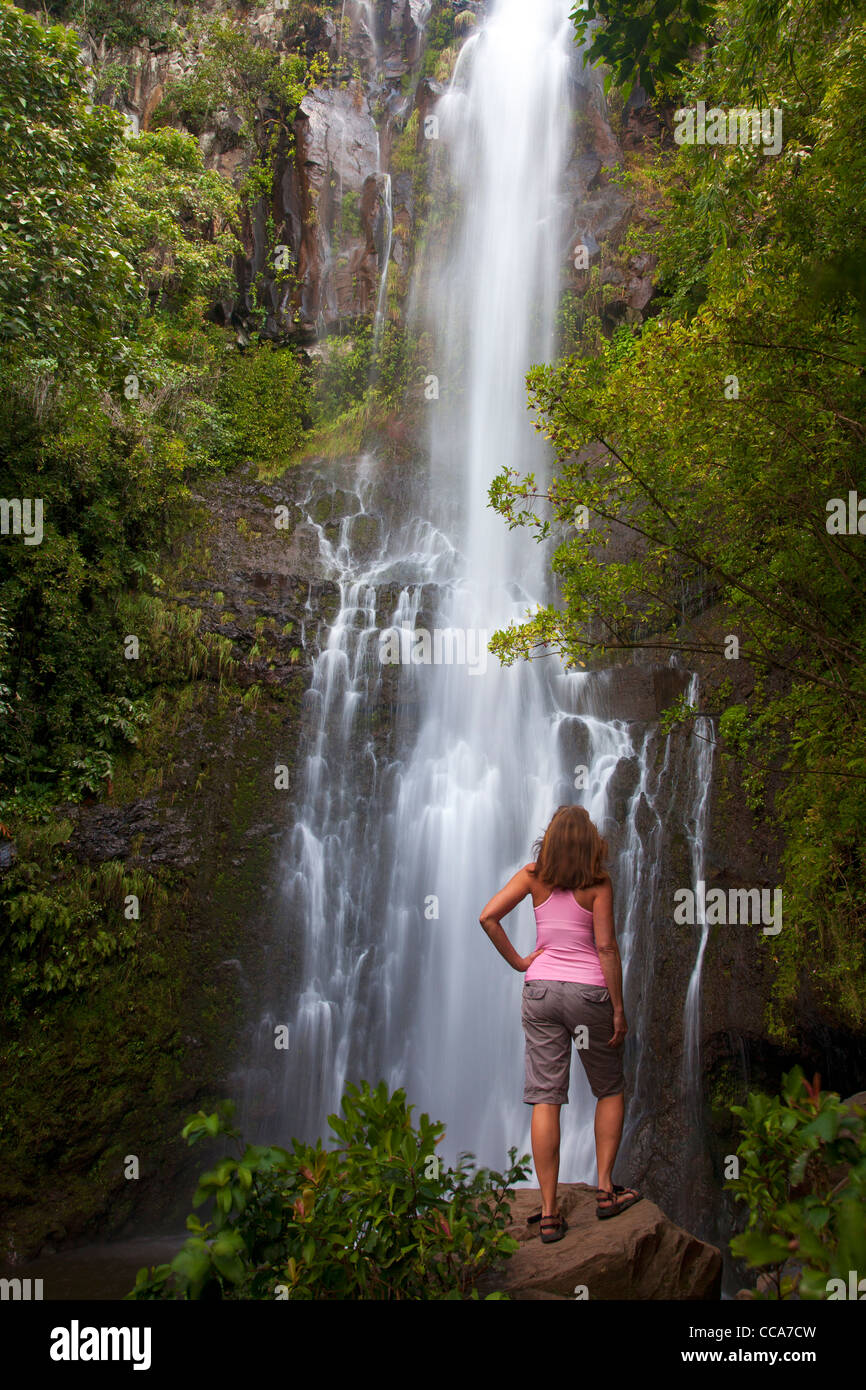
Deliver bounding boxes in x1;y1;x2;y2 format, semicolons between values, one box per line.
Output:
524;862;552;905
575;873;612;908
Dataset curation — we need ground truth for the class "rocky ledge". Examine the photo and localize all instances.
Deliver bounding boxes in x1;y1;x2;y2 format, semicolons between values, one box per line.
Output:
476;1184;722;1300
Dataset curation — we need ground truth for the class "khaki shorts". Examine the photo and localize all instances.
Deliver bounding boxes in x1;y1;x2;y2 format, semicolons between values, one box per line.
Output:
522;979;625;1104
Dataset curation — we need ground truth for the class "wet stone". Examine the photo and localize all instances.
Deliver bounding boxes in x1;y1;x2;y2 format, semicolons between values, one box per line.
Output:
347;512;383;559
606;754;642;822
633;790;656;840
330;489;359;519
310;494;332;525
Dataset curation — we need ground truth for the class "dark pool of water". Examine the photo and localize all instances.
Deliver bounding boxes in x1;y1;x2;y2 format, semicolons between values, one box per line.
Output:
1;1234;186;1300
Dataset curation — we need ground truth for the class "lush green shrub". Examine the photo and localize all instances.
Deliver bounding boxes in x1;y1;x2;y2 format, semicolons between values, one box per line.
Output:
313;326;375;419
129;1080;530;1300
0;2;248;802
340;188;362;238
312;321;418;423
390;108;420;174
727;1067;866;1299
421;3;457;77
154;16;322;140
18;0;177;48
372;321;417;409
0;818;167;1019
217;344;314;470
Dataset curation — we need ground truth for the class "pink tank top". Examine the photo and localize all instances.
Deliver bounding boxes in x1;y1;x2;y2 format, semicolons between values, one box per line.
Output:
524;887;606;985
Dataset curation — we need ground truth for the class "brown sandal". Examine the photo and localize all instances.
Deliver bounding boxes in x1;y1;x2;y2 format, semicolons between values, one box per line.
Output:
539;1211;568;1243
596;1184;642;1220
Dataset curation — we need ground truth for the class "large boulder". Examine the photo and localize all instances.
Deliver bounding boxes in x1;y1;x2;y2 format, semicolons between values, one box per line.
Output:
476;1183;723;1300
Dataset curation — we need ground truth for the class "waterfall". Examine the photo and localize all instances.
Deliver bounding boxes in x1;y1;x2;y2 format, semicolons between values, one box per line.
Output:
337;1;380;72
386;0;588;1167
355;0;380;70
241;0;715;1208
372;172;392;352
681;676;716;1120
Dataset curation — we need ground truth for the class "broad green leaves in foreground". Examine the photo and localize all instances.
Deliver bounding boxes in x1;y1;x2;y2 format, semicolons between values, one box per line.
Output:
130;1082;530;1300
727;1068;866;1298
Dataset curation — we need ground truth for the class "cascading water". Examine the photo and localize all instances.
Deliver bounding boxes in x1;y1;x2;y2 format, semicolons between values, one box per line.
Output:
681;674;716;1121
242;0;716;1211
383;0;597;1169
354;0;380;69
372;172;392;350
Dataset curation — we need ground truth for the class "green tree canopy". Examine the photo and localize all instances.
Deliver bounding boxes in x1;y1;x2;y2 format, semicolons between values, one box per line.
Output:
0;0;246;797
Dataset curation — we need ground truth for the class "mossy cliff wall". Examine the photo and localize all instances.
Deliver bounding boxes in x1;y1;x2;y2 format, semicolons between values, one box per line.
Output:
0;464;320;1259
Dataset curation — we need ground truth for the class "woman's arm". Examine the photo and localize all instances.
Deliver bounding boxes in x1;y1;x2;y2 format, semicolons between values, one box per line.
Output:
479;865;545;973
591;876;628;1046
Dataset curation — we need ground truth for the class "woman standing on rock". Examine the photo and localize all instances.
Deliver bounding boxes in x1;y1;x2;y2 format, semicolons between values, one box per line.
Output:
479;803;642;1243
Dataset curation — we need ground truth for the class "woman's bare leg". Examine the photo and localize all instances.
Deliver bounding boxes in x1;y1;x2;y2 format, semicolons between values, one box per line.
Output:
531;1103;562;1215
595;1091;624;1191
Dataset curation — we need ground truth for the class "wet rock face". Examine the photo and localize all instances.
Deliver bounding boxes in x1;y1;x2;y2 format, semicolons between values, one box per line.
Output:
292;82;385;331
38;456;420;1260
300;83;381;192
382;0;430;61
80;9;399;339
561;77;659;326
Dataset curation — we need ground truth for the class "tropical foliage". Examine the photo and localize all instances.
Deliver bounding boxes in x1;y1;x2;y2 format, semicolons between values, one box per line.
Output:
727;1068;866;1299
0;1;317;804
129;1081;529;1300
